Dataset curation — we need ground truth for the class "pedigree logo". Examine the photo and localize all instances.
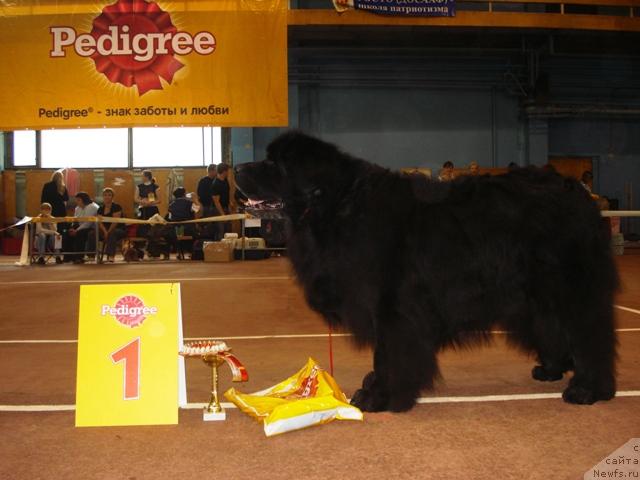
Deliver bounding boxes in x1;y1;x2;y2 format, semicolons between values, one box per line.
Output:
49;0;216;95
101;295;157;327
288;365;320;400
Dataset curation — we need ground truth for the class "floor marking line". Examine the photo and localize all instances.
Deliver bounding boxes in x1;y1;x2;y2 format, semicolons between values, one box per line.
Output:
3;390;640;412
416;390;640;404
2;328;640;345
0;333;355;344
615;305;640;316
186;333;354;341
0;276;293;286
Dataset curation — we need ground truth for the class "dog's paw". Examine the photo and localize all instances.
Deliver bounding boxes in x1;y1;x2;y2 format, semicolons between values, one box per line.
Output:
531;365;563;382
562;385;597;404
562;383;615;405
350;388;389;412
388;394;416;413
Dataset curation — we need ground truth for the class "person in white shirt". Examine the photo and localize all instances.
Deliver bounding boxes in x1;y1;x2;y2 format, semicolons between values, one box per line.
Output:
66;191;99;264
581;171;594;194
438;161;455;181
35;202;62;265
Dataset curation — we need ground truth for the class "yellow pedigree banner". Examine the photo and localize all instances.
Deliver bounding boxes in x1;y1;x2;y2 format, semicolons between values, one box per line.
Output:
76;283;184;427
0;0;287;129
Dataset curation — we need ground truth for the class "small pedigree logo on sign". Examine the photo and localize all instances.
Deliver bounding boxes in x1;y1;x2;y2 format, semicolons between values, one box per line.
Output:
101;295;158;328
49;0;216;95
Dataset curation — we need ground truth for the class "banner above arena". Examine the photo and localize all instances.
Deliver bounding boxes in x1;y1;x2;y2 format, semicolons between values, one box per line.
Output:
0;0;288;129
333;0;455;17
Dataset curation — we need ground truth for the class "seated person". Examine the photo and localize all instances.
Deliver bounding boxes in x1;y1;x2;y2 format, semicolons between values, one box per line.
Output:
438;161;454;181
168;187;196;256
35;202;62;265
97;187;127;263
65;192;99;264
168;187;194;223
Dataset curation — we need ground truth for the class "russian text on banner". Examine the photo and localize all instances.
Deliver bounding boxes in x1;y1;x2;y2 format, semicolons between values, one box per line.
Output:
0;0;287;129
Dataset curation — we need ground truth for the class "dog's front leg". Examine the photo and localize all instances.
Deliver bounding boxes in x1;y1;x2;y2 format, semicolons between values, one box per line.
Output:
350;342;391;412
350;319;439;413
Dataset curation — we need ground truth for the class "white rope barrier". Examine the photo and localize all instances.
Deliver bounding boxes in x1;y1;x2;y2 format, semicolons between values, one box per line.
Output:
5;213;250;266
2;210;638;267
601;211;640;217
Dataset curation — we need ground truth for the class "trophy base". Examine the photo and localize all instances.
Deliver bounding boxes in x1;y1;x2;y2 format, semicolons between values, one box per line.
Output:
203;409;226;421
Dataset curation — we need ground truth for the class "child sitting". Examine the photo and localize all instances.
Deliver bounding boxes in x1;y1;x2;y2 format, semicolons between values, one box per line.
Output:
35;202;62;265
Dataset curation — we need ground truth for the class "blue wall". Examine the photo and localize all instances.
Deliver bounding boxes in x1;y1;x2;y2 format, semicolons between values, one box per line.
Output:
549;119;640;232
230;44;639;233
243;87;530;172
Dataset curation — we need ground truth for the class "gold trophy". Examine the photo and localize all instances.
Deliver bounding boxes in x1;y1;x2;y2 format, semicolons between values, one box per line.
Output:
180;340;248;421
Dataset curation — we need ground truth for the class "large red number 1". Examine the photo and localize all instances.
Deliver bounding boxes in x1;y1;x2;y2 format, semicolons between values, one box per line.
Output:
111;338;140;400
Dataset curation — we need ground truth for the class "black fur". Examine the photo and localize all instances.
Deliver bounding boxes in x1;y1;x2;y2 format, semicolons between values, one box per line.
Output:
234;131;619;412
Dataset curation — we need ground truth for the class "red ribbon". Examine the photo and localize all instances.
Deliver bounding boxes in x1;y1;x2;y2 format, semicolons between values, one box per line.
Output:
90;0;184;95
219;352;249;383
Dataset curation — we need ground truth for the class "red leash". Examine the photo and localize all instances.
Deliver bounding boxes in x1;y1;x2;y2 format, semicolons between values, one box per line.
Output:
328;324;334;376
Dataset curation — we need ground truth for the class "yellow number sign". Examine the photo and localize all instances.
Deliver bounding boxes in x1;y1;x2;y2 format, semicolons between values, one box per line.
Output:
76;283;185;427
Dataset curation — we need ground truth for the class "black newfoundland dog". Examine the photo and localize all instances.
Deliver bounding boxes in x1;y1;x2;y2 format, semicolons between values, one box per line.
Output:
234;131;618;412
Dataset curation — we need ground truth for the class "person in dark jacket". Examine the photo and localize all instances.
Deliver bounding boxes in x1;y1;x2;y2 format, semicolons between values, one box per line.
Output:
97;188;127;263
168;187;194;222
40;170;69;220
167;187;195;255
135;170;160;220
134;170;160;237
197;164;217;217
211;163;231;240
41;170;70;251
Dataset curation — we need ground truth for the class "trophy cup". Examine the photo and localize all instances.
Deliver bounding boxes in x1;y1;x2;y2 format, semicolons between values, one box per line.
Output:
180;340;248;421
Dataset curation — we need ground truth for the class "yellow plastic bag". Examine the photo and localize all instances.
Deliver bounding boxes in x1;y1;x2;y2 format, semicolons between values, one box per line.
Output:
225;358;363;436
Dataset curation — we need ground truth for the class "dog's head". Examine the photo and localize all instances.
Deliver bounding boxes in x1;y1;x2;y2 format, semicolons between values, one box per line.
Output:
234;131;356;207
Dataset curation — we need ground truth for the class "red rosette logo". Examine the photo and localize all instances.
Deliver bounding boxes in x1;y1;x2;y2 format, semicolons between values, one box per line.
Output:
101;295;158;327
90;0;183;95
50;0;216;95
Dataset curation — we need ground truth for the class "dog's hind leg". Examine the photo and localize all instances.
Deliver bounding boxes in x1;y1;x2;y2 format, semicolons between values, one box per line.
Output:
526;318;574;382
562;299;617;405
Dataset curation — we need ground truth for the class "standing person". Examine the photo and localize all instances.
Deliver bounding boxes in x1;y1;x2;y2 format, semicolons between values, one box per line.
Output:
135;170;160;237
135;170;161;219
468;161;479;176
40;170;69;221
197;164;217;217
211;163;231;240
97;188;127;263
40;171;70;259
65;192;99;264
35;202;62;265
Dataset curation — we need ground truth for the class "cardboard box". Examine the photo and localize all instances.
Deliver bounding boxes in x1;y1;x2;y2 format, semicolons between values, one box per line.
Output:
203;241;234;262
234;237;266;250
